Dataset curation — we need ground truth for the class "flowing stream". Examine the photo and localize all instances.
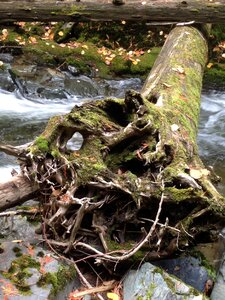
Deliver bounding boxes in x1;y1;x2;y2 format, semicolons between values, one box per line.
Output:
0;74;225;199
0;75;143;182
0;73;225;296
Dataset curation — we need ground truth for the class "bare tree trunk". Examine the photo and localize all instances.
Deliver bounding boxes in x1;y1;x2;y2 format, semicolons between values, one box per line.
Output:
0;0;224;23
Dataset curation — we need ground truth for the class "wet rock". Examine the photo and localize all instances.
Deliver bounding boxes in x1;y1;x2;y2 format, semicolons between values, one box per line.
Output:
99;77;142;98
67;65;80;76
64;74;99;98
123;262;207;300
0;200;79;299
210;265;225;300
0;67;16;92
0;53;14;63
153;256;210;293
210;228;225;300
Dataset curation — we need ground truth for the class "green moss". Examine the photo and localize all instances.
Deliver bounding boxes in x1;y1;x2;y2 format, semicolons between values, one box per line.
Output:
16;205;32;211
1;254;40;294
204;63;225;87
37;264;76;297
152;267;201;297
51;149;61;158
26;214;41;225
211;24;225;44
130;48;160;75
166;181;204;200
13;246;23;257
0;21;164;77
137;283;156;300
34;136;49;153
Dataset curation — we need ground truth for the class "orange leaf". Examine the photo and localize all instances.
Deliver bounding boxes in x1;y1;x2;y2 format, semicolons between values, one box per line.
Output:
27;244;35;256
28;36;37;44
39;255;54;273
0;280;19;298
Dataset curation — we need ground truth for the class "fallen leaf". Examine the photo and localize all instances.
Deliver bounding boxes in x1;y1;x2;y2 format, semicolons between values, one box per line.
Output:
172;66;185;74
2;29;8;37
171;124;179;132
27;244;35;256
207;62;213;68
190;169;202;179
201;168;210;176
28;36;37;44
58;31;64;36
39;255;54;273
107;292;119;300
0;280;19;298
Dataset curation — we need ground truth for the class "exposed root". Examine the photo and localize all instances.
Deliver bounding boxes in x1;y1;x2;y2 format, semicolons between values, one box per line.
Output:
1;91;225;287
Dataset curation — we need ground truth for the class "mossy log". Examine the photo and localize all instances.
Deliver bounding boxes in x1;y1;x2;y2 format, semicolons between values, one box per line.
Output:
0;0;225;23
1;26;225;268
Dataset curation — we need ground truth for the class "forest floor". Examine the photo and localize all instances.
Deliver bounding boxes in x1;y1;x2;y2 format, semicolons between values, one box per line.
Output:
0;21;224;86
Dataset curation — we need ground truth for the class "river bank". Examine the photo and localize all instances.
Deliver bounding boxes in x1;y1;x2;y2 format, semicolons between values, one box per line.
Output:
0;21;225;299
0;21;225;86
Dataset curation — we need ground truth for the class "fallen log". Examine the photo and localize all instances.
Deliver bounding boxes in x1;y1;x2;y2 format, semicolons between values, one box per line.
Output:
0;175;38;211
0;0;225;23
1;25;225;271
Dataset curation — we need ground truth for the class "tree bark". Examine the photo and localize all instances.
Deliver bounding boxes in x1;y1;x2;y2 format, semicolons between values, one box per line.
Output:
0;175;38;211
0;0;224;23
1;25;225;264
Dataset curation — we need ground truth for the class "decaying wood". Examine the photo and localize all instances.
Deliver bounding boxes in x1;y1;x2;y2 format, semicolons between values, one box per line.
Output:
1;25;225;274
0;0;225;23
0;174;38;211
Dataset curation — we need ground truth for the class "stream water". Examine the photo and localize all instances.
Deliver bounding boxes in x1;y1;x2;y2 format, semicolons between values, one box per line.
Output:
0;75;143;182
0;72;225;297
0;76;225;196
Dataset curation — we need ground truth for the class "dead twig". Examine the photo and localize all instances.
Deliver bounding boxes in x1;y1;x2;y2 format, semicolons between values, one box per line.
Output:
73;262;109;300
0;209;40;217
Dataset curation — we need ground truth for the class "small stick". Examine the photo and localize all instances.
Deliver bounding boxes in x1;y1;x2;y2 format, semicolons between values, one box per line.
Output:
73;262;112;300
0;209;39;217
